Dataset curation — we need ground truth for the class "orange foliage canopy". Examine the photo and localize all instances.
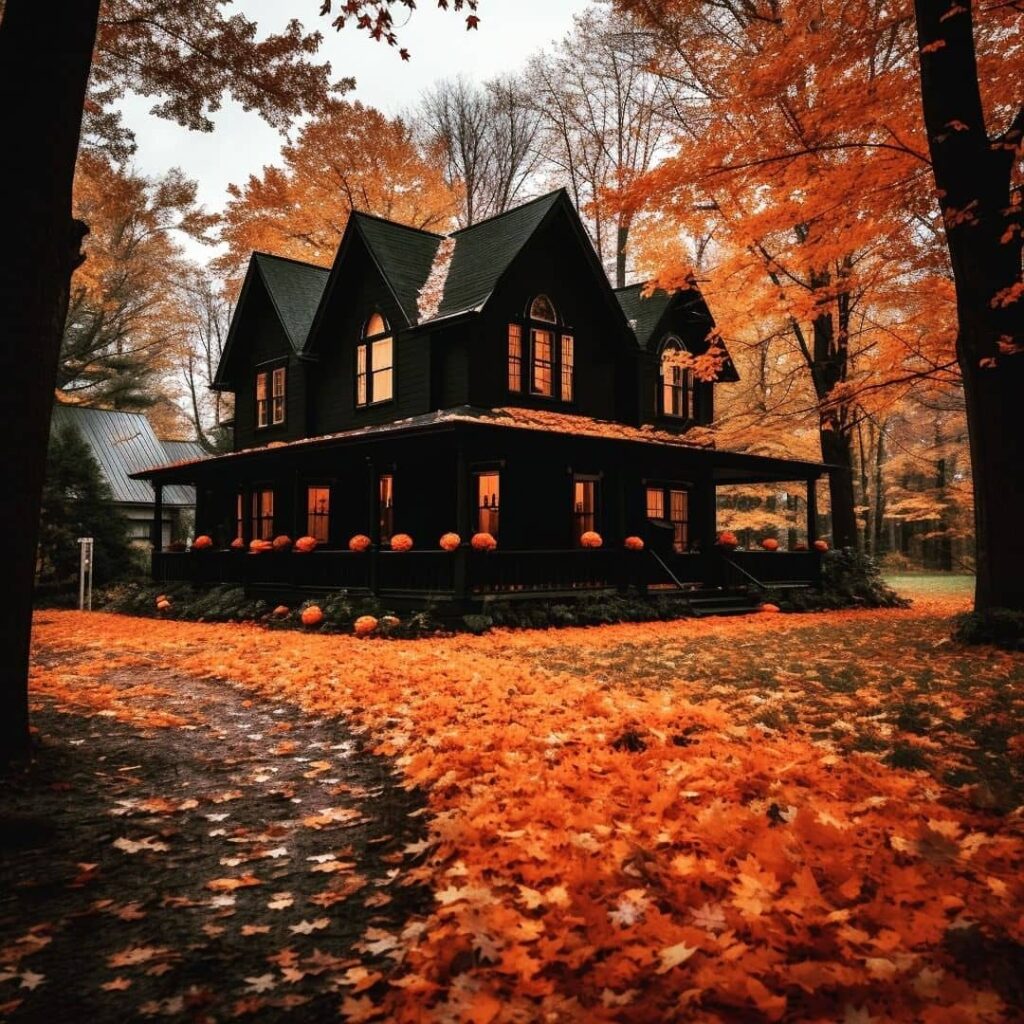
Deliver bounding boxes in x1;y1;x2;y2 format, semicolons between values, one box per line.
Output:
28;596;1023;1022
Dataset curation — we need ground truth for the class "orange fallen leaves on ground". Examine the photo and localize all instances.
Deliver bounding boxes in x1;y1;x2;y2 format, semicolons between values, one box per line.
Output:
28;591;1024;1022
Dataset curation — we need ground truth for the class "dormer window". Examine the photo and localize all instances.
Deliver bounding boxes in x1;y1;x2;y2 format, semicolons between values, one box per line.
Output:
271;366;286;424
255;372;268;428
256;366;286;428
356;313;394;407
510;295;574;401
659;337;694;419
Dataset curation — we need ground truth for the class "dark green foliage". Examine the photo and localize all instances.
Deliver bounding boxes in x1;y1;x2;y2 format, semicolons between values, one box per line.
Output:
461;614;493;635
767;548;907;612
952;608;1024;650
37;424;132;589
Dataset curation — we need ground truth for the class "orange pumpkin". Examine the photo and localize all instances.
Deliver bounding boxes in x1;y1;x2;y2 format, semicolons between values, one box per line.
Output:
300;605;323;627
390;533;413;552
156;598;171;612
380;614;401;629
230;537;246;551
348;534;372;553
813;539;830;552
470;532;497;552
192;535;213;551
272;535;292;553
624;536;645;551
272;605;290;618
717;531;739;549
354;615;378;636
759;603;781;614
249;539;272;554
294;535;318;554
761;537;780;551
439;532;461;552
580;531;603;549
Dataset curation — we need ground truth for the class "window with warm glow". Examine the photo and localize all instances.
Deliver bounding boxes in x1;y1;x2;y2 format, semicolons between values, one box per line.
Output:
307;486;330;543
251;488;274;540
476;472;500;537
255;372;268;428
646;484;689;552
531;329;553;396
235;493;244;541
572;477;597;546
560;334;574;401
508;324;522;392
660;337;693;419
271;366;286;424
379;473;394;541
356;314;393;407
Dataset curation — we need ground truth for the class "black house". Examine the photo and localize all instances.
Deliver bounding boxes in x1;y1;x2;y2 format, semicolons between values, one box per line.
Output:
136;190;834;608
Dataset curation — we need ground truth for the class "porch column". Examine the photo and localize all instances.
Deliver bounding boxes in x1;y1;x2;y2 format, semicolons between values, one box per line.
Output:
151;482;163;551
454;444;469;600
806;476;819;542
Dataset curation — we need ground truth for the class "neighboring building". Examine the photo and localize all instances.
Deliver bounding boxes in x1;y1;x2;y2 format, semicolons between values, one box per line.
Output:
134;189;835;610
51;405;204;548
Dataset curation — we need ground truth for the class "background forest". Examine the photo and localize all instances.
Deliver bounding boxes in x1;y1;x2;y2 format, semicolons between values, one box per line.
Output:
60;1;976;572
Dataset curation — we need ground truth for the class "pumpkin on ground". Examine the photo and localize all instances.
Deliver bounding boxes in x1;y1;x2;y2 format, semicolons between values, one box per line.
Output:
814;539;830;552
348;534;372;553
717;531;739;549
354;615;378;636
390;533;413;552
156;598;171;612
272;535;292;553
380;615;401;630
470;532;497;552
624;536;645;551
272;605;290;618
192;535;213;551
759;603;781;614
761;537;780;551
439;532;461;552
580;531;603;549
300;605;324;627
294;535;318;554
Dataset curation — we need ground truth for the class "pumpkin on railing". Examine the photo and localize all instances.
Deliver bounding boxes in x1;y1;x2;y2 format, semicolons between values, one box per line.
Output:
716;531;739;550
389;533;414;552
294;535;318;554
348;534;372;553
471;532;497;552
439;532;461;552
272;535;292;553
579;531;603;549
249;539;273;554
230;537;246;551
192;535;213;551
813;539;830;552
624;536;645;551
760;537;779;551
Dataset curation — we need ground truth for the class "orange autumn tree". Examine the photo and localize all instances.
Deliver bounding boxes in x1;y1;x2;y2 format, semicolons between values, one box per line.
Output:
219;100;458;281
617;0;1022;607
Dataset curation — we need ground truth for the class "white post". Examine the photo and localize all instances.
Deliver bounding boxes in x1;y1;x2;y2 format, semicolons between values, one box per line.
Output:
77;536;94;611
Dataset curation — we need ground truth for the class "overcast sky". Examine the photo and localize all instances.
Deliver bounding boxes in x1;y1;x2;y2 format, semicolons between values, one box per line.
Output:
118;0;590;260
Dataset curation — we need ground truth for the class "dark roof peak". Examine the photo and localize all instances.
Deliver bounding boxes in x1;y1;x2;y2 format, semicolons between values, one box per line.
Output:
349;209;446;239
251;250;330;272
449;189;568;236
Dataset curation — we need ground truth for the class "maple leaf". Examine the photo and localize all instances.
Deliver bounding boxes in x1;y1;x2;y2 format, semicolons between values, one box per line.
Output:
289;918;330;935
240;924;271;936
206;874;262;892
244;974;277;993
112;835;168;854
656;941;698;973
339;995;383;1022
19;971;44;991
100;977;132;991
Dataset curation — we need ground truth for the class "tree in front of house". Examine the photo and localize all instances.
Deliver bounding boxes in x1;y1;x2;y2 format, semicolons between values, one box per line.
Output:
219;99;459;281
37;425;132;590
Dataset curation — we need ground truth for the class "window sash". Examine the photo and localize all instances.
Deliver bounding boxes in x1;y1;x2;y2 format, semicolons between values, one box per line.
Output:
371;337;393;403
379;473;394;541
251;489;274;540
645;486;665;520
660;359;692;419
356;345;368;407
508;324;522;392
476;472;500;537
572;478;597;545
531;329;553;396
669;489;689;552
306;486;330;543
271;366;286;424
255;372;268;428
235;493;244;541
560;334;574;401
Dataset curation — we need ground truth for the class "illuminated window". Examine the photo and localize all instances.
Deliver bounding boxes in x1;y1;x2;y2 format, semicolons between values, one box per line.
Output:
646;484;689;552
356;314;393;406
660;337;693;419
255;372;268;428
251;488;274;540
235;493;244;541
476;472;500;538
271;366;286;424
531;328;553;396
307;486;330;543
572;477;598;546
560;334;574;401
379;473;394;542
508;324;522;392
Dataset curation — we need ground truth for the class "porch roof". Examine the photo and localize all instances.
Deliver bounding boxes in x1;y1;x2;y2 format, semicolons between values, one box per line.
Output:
130;405;831;486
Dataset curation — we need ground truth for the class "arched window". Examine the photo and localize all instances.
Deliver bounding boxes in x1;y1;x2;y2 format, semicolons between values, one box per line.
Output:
530;294;556;323
508;295;573;400
659;336;693;419
356;313;393;407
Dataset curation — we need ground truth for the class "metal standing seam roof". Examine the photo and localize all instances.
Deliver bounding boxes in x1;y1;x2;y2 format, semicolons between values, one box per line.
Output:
50;405;203;506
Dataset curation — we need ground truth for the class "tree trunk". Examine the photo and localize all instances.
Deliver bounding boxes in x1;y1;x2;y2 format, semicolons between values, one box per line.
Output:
615;217;631;289
914;0;1024;610
0;0;100;761
819;427;858;548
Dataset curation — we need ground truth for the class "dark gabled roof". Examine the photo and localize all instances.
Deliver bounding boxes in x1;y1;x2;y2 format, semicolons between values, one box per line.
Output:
252;252;330;351
50;405;201;506
615;284;674;349
351;214;443;324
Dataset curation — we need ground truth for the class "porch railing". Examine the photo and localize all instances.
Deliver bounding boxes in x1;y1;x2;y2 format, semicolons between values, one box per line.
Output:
469;548;623;594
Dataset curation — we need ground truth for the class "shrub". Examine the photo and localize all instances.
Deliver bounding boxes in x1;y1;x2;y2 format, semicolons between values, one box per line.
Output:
461;614;493;635
767;548;907;612
953;609;1024;651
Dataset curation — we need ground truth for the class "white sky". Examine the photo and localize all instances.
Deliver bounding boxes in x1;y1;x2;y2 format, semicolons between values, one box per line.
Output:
117;0;590;261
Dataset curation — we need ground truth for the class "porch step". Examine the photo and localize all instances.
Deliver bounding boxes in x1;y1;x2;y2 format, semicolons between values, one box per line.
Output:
685;590;763;617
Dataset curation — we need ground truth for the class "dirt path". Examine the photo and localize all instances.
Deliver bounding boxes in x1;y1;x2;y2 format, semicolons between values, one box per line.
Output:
1;649;427;1022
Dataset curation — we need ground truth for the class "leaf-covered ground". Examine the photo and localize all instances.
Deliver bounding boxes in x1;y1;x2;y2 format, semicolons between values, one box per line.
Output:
6;582;1024;1022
